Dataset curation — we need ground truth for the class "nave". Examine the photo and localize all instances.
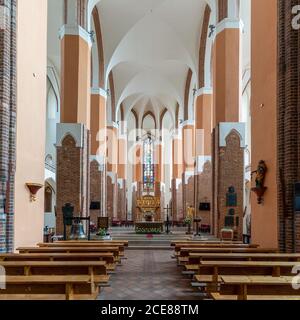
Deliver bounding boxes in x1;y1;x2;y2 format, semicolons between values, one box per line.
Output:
99;250;202;301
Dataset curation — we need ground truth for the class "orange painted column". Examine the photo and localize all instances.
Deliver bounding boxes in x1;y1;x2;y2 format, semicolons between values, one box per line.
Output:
56;25;92;234
90;89;107;220
172;133;183;181
133;140;143;185
117;134;127;221
106;123;119;220
154;140;164;221
213;20;242;125
131;138;143;222
90;89;107;157
251;0;278;249
182;121;195;218
195;89;213;227
211;19;245;241
60;26;91;127
195;89;213;168
171;132;184;222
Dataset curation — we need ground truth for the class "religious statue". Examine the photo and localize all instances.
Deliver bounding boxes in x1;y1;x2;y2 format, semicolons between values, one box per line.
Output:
252;160;267;189
251;160;268;204
186;206;195;220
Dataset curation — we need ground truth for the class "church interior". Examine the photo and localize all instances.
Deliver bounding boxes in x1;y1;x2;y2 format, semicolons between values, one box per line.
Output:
0;0;300;301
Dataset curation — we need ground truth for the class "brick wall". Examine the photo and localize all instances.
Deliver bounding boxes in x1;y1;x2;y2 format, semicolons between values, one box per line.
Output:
89;160;101;225
212;126;244;240
278;0;300;252
0;0;17;253
196;161;212;226
182;174;195;219
56;131;89;235
117;179;127;221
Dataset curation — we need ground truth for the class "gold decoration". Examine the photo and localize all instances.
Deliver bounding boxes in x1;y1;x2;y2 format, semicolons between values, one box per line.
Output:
136;195;160;213
25;183;43;202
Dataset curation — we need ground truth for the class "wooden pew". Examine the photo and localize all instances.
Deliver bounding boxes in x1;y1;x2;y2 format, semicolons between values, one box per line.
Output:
183;253;300;268
171;240;245;247
210;275;300;300
0;253;116;271
57;240;129;247
178;247;278;258
37;241;125;254
0;275;105;300
173;243;259;257
17;247;120;260
174;243;258;251
0;260;110;292
37;242;126;256
195;260;297;285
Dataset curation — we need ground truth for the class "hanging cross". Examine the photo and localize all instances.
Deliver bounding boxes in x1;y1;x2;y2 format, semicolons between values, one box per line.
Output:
164;204;172;234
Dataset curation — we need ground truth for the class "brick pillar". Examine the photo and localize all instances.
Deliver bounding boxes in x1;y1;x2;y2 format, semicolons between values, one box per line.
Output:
171;133;183;222
212;124;245;240
56;25;91;235
117;134;127;222
89;89;107;224
195;89;213;228
154;141;164;221
277;0;300;252
211;17;244;240
182;121;195;218
0;0;17;253
131;139;143;222
106;123;118;222
56;125;90;235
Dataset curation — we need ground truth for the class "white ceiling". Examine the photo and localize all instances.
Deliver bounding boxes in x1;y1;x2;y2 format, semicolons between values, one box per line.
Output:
96;0;209;122
47;0;218;126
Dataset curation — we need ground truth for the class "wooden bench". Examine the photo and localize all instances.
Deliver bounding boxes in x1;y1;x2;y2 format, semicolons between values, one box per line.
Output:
38;242;126;256
0;253;116;271
0;275;107;300
187;253;300;265
171;240;245;247
178;247;278;257
174;243;258;251
17;247;120;261
0;260;109;291
210;275;300;300
56;240;129;246
196;261;298;284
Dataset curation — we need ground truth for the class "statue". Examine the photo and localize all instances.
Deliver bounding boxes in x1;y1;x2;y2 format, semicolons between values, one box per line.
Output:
185;206;195;235
251;160;267;204
187;206;195;220
252;160;267;189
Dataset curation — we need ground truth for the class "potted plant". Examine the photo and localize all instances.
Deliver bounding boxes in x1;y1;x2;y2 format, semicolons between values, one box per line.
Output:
96;228;111;240
184;216;193;235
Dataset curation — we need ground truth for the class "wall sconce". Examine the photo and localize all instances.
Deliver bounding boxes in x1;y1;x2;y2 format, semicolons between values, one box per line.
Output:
26;183;43;202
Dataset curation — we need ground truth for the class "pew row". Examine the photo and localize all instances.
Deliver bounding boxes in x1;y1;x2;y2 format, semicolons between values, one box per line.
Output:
0;275;107;300
210;276;300;300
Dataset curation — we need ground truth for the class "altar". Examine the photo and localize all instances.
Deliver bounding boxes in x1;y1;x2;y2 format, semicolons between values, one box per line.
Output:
135;222;164;234
135;195;163;234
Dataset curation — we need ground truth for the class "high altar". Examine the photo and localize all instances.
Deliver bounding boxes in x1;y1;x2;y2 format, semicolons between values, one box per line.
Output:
135;195;163;234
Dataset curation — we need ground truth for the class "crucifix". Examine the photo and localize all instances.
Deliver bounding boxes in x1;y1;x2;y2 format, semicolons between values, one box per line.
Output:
164;204;172;234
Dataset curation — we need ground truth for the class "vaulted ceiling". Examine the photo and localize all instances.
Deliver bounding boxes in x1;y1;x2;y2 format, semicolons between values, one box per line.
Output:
94;0;215;125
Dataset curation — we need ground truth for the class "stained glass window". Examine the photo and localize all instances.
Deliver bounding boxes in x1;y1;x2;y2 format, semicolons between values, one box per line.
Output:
143;135;154;190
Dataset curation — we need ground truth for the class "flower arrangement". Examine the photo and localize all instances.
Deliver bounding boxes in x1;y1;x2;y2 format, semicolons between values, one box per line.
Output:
96;228;110;238
183;216;193;225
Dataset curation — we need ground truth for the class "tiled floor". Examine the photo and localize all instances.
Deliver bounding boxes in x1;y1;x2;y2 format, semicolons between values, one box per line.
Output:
98;250;204;300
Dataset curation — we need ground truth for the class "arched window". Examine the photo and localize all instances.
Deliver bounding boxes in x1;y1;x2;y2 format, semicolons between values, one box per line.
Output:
143;135;155;191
